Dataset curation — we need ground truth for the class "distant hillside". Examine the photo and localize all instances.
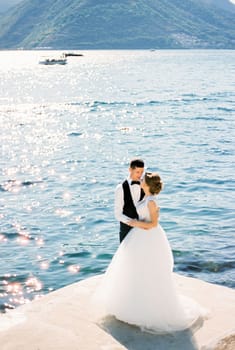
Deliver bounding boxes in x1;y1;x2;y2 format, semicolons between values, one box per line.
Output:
0;0;234;49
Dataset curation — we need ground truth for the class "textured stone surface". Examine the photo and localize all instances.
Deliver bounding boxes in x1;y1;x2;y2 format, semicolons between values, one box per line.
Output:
0;273;234;350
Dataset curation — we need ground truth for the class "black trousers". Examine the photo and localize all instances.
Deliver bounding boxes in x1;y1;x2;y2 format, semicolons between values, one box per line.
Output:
119;222;132;243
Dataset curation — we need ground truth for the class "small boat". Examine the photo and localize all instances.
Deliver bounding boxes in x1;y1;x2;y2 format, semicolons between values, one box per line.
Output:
63;52;83;57
39;57;67;65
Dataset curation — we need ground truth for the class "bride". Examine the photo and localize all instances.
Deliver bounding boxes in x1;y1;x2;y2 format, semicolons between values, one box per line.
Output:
94;172;204;333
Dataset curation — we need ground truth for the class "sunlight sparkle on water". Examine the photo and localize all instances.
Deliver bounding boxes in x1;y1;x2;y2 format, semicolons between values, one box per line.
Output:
75;216;82;222
55;208;73;217
6;282;22;295
4;167;19;176
2;180;21;193
25;277;43;291
0;234;7;242
40;261;50;270
63;191;72;201
67;265;80;274
35;237;44;246
17;236;30;245
2;280;31;309
25;205;33;212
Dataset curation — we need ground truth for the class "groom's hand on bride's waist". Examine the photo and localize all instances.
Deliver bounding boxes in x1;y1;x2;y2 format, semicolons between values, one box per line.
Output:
127;219;137;227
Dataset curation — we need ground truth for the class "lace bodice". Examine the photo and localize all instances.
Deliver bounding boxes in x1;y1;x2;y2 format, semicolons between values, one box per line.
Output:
136;195;157;221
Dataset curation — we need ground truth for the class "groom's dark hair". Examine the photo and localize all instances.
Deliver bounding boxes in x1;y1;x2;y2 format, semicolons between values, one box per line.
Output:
130;158;144;169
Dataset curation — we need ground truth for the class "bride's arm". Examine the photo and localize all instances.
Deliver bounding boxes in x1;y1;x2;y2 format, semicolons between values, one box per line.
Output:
128;200;159;229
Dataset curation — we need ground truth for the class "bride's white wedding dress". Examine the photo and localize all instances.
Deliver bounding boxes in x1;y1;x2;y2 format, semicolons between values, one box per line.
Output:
94;196;204;333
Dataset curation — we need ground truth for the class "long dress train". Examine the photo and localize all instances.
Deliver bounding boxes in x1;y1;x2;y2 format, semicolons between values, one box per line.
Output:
93;196;205;333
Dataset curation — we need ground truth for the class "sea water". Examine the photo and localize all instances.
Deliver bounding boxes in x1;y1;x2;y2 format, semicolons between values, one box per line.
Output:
0;50;234;311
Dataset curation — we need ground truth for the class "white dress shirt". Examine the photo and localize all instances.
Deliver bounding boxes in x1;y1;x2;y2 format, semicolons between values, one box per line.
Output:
114;177;142;224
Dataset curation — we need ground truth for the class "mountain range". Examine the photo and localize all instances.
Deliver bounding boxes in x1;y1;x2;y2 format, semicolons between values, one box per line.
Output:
0;0;234;49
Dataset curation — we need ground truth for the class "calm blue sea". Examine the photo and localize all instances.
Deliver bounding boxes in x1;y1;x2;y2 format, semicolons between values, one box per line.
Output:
0;50;234;312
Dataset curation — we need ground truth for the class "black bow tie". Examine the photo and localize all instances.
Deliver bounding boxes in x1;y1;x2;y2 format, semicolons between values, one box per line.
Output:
131;180;140;185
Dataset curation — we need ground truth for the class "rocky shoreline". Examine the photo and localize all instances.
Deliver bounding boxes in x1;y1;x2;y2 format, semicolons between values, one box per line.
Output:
0;273;234;349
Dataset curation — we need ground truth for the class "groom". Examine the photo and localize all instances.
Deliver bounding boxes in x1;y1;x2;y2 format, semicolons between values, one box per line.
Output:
115;158;145;243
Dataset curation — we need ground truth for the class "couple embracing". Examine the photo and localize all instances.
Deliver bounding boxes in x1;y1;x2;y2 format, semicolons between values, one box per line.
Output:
94;159;204;333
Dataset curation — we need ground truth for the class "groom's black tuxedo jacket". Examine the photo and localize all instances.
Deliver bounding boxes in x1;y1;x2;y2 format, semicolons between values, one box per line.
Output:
119;180;145;243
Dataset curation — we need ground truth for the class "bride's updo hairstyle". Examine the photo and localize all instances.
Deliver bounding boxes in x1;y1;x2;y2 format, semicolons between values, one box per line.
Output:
145;172;163;195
